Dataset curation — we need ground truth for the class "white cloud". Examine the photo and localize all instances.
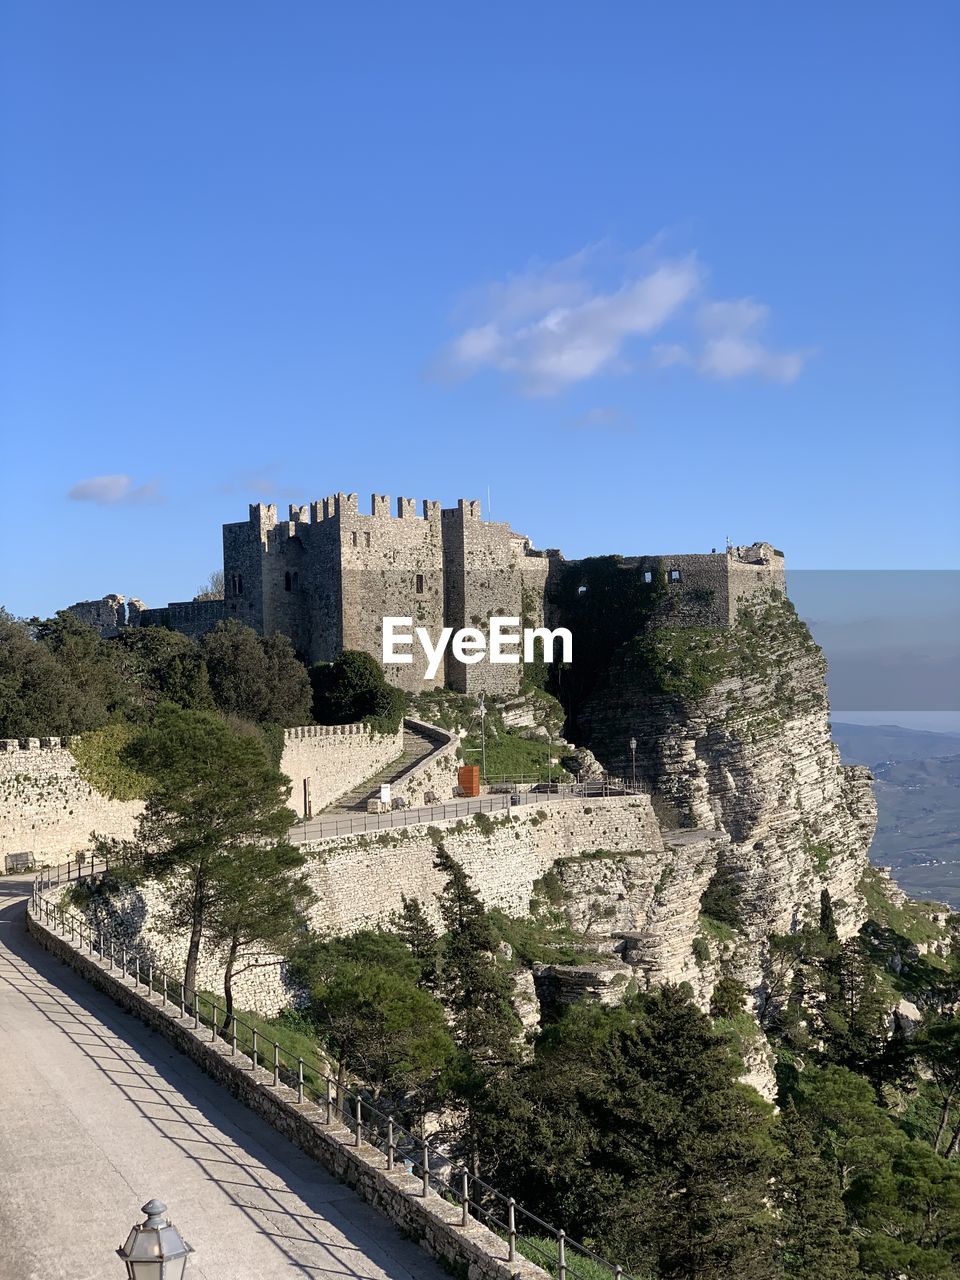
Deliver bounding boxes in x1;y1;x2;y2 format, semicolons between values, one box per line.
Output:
695;297;808;383
67;474;160;505
437;250;701;396
437;245;810;394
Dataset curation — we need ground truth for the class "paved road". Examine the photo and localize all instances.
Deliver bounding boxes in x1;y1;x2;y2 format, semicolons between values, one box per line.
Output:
0;876;446;1280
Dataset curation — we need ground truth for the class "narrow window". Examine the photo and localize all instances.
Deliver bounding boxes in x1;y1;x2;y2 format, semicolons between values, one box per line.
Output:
669;568;681;583
351;531;358;547
284;571;292;592
364;531;371;548
416;574;424;594
643;570;653;584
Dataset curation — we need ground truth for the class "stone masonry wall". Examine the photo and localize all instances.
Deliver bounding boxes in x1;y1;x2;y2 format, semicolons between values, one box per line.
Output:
302;795;665;934
0;739;143;860
282;722;404;818
389;719;462;807
0;723;406;857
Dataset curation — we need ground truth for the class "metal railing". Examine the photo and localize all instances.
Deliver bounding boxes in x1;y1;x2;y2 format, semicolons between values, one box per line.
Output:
295;779;647;842
29;858;634;1280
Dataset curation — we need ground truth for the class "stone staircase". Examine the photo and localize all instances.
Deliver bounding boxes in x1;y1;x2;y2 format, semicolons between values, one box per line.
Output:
322;725;438;813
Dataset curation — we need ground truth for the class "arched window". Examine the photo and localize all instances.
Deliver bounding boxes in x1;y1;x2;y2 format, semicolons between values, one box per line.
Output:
284;571;292;592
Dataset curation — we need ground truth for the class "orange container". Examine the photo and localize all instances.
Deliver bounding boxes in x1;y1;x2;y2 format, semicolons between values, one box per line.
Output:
458;765;481;798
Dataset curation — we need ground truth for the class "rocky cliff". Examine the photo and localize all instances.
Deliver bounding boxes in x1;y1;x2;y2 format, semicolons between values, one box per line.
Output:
560;590;878;997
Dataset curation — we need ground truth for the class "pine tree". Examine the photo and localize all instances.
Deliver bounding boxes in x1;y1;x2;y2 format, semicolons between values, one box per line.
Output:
779;1100;859;1280
389;895;440;991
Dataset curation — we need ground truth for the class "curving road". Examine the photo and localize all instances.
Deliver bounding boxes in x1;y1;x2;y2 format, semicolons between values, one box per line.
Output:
0;875;445;1280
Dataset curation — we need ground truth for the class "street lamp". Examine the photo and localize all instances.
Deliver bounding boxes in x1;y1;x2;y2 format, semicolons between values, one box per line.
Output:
117;1199;193;1279
629;737;637;790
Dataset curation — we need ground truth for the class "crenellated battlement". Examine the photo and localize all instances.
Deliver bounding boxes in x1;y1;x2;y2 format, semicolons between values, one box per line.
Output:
0;737;75;753
283;722;389;741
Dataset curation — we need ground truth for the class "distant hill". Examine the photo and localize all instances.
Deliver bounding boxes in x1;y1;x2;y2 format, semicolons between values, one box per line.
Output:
832;721;960;766
833;724;960;909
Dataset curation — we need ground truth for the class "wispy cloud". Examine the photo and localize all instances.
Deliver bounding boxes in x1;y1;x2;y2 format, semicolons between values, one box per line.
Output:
437;243;809;395
67;474;160;505
216;464;301;501
565;406;631;433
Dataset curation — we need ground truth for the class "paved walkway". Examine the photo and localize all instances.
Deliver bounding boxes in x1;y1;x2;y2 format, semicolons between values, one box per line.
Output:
0;876;446;1280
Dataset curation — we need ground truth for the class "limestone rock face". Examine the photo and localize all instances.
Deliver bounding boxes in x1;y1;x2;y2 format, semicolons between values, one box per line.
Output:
576;596;877;947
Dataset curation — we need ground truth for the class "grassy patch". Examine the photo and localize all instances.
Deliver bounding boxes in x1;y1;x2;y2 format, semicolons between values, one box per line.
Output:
69;724;151;800
858;866;948;947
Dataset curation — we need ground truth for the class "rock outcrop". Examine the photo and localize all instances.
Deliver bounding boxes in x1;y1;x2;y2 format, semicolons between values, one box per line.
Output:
575;594;877;951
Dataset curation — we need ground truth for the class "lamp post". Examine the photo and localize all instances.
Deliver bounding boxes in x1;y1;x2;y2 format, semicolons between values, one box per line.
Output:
629;737;637;790
117;1199;193;1279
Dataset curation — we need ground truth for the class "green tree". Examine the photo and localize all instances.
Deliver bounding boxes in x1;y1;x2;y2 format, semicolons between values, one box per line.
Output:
202;620;312;726
778;1100;859;1280
433;846;522;1173
293;932;454;1121
113;627;213;714
389;895;440;991
310;649;406;732
33;611;132;729
203;838;314;1024
476;987;781;1280
0;616;79;736
104;706;297;1006
913;1014;960;1157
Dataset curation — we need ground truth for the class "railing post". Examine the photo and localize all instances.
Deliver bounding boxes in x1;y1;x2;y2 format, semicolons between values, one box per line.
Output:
558;1230;566;1280
387;1117;394;1169
252;1027;258;1070
508;1198;516;1261
355;1096;362;1147
148;963;154;996
297;1058;304;1103
121;945;127;977
193;994;199;1030
97;931;103;960
180;983;186;1019
231;1016;237;1055
461;1170;469;1227
273;1042;280;1088
135;956;141;988
421;1140;429;1198
615;1268;623;1280
325;1078;333;1124
162;973;167;1006
211;1003;218;1042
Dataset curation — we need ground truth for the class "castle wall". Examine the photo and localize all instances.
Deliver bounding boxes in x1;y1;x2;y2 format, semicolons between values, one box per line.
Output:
0;739;143;860
222;504;275;635
338;495;446;691
301;794;665;935
440;501;527;696
281;722;404;817
138;598;225;639
59;794;666;1013
0;722;405;858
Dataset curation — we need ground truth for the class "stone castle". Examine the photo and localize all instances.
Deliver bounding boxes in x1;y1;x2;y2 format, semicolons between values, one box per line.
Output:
68;491;786;693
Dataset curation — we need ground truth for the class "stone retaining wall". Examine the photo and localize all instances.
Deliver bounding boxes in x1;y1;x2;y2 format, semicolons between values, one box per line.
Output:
282;722;405;817
0;722;406;857
304;794;666;934
26;899;549;1280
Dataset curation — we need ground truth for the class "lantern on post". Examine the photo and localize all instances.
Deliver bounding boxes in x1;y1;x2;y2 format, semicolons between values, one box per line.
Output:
117;1199;193;1279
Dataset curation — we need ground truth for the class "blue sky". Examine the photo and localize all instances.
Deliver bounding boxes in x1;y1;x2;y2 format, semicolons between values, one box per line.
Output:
1;2;958;621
